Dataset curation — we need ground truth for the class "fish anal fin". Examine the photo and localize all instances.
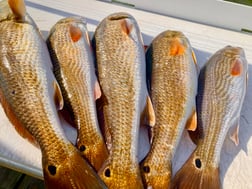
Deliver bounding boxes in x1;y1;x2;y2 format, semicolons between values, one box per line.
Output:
94;80;102;100
8;0;26;20
53;81;64;110
0;89;38;147
229;123;239;146
171;153;221;189
186;109;197;131
141;96;155;127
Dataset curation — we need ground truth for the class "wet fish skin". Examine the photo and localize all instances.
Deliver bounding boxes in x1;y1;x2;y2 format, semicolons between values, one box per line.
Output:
140;30;198;189
47;17;108;171
93;12;154;189
0;0;107;188
171;46;248;189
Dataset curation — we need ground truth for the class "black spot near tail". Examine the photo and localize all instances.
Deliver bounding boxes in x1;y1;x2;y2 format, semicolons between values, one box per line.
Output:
104;168;111;177
48;165;57;176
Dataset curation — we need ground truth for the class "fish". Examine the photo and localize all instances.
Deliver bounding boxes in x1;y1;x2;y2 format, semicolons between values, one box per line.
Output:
93;12;155;189
47;17;108;171
0;0;107;188
140;30;198;189
171;46;248;189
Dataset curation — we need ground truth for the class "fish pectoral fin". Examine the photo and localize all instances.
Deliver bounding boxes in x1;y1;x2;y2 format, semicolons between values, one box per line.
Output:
141;96;155;127
186;109;197;131
94;80;102;100
53;81;64;110
229;122;240;146
69;25;82;42
8;0;26;20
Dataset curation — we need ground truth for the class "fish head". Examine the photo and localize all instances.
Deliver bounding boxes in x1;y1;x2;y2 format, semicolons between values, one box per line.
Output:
98;160;144;189
151;30;198;70
209;46;248;85
42;144;107;189
140;159;171;189
48;16;90;45
98;12;144;49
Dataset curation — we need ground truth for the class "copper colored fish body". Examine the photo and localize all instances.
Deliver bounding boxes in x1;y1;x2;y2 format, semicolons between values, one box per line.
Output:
0;0;107;188
47;17;108;171
93;12;154;189
140;31;198;189
171;46;248;189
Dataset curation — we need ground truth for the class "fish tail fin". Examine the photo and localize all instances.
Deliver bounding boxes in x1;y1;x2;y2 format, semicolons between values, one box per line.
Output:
171;153;221;189
43;145;107;189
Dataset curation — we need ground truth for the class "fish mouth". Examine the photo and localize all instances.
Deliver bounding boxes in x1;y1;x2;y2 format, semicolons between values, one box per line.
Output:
223;46;245;58
108;12;130;21
56;16;87;25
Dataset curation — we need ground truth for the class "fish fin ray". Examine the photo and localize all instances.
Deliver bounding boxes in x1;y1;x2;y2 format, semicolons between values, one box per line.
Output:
8;0;26;20
145;96;155;127
171;153;221;189
229;122;239;146
186;109;197;131
53;81;64;110
94;80;102;100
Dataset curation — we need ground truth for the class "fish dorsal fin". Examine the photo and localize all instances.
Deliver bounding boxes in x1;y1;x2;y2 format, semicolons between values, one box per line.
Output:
186;109;197;131
229;121;240;146
8;0;26;20
53;81;64;110
94;80;102;100
141;96;155;127
69;25;82;42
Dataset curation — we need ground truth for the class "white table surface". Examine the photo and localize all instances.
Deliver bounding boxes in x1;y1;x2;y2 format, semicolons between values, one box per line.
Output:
0;0;252;188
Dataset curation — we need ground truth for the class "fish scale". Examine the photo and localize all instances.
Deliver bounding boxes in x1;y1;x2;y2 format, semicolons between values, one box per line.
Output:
140;30;198;189
171;46;248;189
94;12;152;189
0;1;107;188
47;17;108;171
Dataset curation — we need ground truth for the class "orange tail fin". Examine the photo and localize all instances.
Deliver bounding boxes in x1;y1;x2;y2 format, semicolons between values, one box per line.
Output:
171;153;220;189
43;145;107;189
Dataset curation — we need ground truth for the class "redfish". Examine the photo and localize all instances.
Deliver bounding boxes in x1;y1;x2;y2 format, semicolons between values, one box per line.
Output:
47;17;108;171
0;0;107;188
140;30;198;189
171;46;248;189
93;12;155;188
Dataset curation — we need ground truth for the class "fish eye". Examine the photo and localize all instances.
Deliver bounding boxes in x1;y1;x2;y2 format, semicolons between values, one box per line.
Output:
143;165;150;173
79;145;86;152
195;158;202;169
48;165;57;175
104;168;111;177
